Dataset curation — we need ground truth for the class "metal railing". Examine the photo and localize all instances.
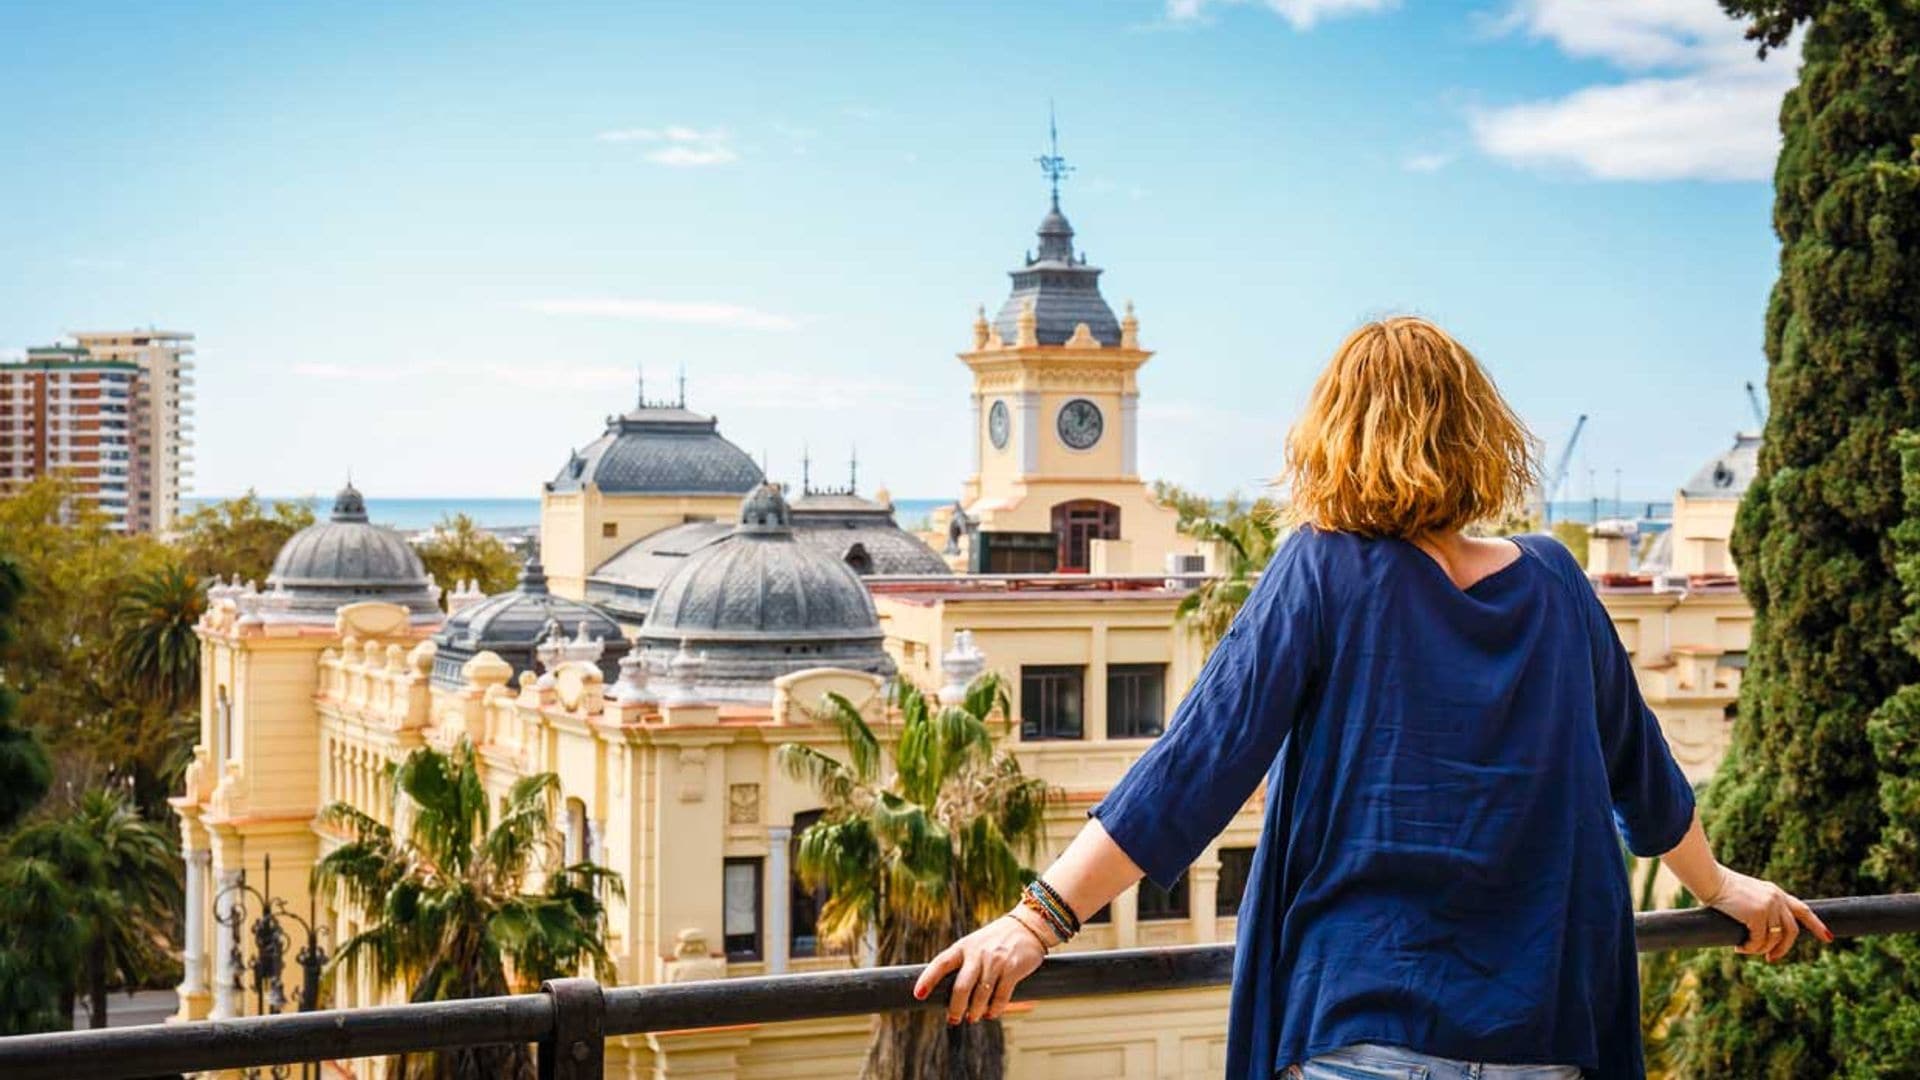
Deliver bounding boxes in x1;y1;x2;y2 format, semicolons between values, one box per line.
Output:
2;893;1916;1080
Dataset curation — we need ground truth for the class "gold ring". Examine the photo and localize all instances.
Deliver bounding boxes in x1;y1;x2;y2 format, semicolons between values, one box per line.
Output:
1767;925;1783;935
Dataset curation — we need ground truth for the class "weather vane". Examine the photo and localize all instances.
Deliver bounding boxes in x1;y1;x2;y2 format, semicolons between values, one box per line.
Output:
1036;102;1073;208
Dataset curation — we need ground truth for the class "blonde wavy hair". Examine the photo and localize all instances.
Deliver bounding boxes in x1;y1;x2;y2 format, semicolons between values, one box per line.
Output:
1283;316;1539;538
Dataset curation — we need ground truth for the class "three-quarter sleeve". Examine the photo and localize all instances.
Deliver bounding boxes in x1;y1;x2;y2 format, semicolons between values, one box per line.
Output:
1090;531;1322;888
1583;578;1696;857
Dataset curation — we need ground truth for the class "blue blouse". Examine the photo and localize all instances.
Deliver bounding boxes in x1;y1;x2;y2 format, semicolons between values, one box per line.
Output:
1091;529;1693;1080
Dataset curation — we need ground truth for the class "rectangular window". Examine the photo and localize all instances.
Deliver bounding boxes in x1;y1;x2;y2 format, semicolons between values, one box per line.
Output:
601;522;618;538
1136;876;1189;921
790;811;828;958
1020;665;1084;741
1106;664;1166;739
1217;847;1256;917
723;858;763;961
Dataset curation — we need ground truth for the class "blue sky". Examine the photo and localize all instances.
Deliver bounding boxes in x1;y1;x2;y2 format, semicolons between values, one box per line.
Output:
0;0;1795;501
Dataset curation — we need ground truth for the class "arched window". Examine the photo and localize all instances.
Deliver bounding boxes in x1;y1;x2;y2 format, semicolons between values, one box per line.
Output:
844;543;873;575
564;797;589;865
217;688;234;765
1051;500;1121;572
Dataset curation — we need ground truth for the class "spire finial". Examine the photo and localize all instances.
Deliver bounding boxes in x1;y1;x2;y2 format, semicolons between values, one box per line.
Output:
1036;100;1073;210
801;444;812;494
636;363;645;409
676;363;687;408
849;446;858;494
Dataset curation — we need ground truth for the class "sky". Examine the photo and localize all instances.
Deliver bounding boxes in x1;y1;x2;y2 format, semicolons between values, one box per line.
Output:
0;0;1796;501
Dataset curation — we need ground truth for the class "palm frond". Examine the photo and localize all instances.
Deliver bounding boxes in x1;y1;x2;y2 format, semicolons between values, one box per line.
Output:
811;691;882;785
776;744;858;808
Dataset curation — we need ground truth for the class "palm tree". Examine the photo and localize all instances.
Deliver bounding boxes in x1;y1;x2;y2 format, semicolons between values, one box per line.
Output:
111;562;204;715
1176;497;1282;648
313;739;621;1080
108;562;205;816
0;791;180;1031
778;674;1051;1080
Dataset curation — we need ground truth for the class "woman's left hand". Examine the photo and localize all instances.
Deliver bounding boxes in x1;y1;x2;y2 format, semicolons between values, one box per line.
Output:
911;915;1048;1024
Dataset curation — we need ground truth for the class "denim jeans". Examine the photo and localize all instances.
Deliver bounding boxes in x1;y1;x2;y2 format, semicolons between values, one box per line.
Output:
1286;1043;1582;1080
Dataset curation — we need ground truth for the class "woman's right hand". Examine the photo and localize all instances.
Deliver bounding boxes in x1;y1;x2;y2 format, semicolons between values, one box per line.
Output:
911;914;1049;1024
1701;865;1833;961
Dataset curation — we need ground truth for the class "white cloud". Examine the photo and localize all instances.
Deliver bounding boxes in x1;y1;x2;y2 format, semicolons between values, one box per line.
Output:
1166;0;1396;30
594;125;738;167
1470;1;1795;181
1402;151;1455;173
522;297;801;331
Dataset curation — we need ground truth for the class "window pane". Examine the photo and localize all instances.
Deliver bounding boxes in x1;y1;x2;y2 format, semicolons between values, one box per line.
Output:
1021;666;1084;741
1137;876;1189;921
790;811;827;957
723;858;761;960
1107;664;1166;739
1217;847;1256;917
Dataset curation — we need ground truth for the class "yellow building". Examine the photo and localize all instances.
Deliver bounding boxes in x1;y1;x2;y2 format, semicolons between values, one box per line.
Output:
1586;430;1760;783
170;174;1758;1079
932;195;1192;578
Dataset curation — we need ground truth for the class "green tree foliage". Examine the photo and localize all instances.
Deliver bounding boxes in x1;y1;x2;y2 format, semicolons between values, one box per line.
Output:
1662;4;1920;1075
0;791;180;1033
778;675;1051;1080
415;513;520;603
1176;494;1282;648
174;490;315;585
313;740;621;1080
0;557;51;832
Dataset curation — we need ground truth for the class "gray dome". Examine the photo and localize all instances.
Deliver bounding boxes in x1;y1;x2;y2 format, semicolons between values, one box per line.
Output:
1681;432;1761;499
990;199;1121;348
266;484;439;622
431;558;630;690
548;402;763;496
637;484;894;698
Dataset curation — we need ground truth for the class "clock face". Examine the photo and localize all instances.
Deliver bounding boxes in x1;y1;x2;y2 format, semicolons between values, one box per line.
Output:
1056;398;1104;450
988;399;1010;450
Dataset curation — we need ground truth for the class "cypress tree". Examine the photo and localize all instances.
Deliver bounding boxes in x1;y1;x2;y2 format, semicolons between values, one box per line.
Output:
1668;3;1920;1075
0;558;51;832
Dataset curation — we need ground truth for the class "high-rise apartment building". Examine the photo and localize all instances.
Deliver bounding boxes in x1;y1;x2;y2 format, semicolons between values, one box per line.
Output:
0;329;194;533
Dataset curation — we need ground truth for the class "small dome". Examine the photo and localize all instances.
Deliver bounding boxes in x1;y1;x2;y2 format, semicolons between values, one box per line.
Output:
636;484;894;700
548;401;763;497
1681;432;1761;499
430;557;630;690
266;483;439;623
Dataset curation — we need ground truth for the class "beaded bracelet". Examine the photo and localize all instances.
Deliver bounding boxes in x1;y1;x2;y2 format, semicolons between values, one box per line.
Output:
1022;880;1078;942
1031;878;1082;934
1019;891;1071;943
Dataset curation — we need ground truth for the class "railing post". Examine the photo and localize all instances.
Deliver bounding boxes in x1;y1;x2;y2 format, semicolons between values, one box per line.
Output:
539;977;606;1080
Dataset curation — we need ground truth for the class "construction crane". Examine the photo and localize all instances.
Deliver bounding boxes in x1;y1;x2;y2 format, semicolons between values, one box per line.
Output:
1745;381;1767;429
1540;414;1588;528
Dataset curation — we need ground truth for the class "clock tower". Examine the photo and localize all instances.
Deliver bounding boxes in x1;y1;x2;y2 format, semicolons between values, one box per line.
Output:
953;127;1185;575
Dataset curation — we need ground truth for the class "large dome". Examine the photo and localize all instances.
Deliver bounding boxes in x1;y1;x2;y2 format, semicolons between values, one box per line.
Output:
431;558;630;690
636;483;894;699
548;401;763;497
266;484;439;622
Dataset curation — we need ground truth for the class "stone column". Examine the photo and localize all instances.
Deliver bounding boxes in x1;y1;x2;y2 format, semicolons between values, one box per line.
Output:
1187;859;1221;944
1086;625;1109;741
180;850;210;993
765;825;792;974
210;867;243;1019
1112;887;1139;949
1018;392;1041;476
970;394;982;475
